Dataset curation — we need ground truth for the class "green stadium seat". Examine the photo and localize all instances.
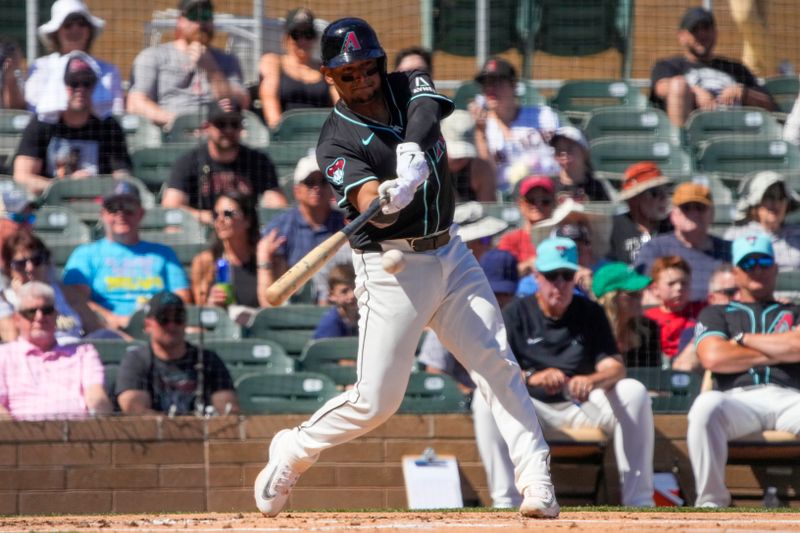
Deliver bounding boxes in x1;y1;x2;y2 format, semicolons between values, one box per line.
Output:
398;371;469;413
130;144;195;194
124;305;242;341
0;108;31;171
626;368;701;413
589;138;693;179
549;80;648;116
775;271;800;302
103;363;119;404
204;339;294;380
115;114;162;150
432;0;520;57
40;177;155;224
236;371;338;414
764;75;799;114
262;140;316;180
299;336;359;387
245;305;331;356
583;106;679;144
33;206;91;248
89;338;148;365
695;137;800;178
163;112;206;144
269;108;330;144
684;108;783;152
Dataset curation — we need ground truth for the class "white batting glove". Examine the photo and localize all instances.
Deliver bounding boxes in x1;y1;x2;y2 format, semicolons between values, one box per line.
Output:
378;179;416;215
395;142;429;190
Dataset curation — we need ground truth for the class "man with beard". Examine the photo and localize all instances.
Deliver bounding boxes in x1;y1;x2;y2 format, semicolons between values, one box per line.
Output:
650;6;774;127
162;98;286;223
127;0;249;128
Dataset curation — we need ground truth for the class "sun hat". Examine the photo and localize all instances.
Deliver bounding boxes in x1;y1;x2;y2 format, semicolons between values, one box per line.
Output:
38;0;105;51
453;202;509;243
618;161;672;202
734;170;800;222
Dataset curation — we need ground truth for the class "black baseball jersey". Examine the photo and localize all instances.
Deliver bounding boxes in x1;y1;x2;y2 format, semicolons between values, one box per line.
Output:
695;301;800;391
316;70;455;250
503;295;620;403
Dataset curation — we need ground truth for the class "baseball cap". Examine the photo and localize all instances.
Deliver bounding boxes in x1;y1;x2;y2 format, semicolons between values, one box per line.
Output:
618;161;672;201
550;126;589;151
519;175;555;197
732;233;774;267
293;153;323;185
102;180;141;207
454;202;508;242
441;110;477;160
592;262;652;298
554;223;591;244
475;57;517;85
285;7;316;35
672;182;712;207
63;54;98;85
680;6;715;30
535;237;579;273
735;170;800;221
0;189;35;221
179;0;213;15
479;249;519;294
207;97;242;123
144;290;185;318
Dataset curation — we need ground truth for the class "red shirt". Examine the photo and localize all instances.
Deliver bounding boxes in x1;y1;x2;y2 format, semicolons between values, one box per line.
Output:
497;228;536;263
644;301;706;358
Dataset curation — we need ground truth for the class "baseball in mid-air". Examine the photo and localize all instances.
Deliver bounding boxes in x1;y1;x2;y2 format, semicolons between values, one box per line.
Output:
381;249;406;274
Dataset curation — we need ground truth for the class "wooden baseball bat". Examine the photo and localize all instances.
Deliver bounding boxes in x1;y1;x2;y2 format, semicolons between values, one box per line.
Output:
264;197;385;306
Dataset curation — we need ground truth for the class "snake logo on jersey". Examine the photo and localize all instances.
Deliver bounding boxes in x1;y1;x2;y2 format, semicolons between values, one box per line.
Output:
340;31;362;54
772;311;794;333
326;157;346;186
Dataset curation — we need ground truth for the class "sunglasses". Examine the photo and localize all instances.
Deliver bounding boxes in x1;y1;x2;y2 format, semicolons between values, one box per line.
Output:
62;17;89;29
6;212;35;225
289;29;316;41
679;202;709;213
646;187;669;199
67;79;95;90
212;209;241;221
714;287;738;297
10;253;48;272
302;178;327;188
762;191;787;203
104;202;138;215
156;312;187;326
525;196;553;208
542;270;576;283
212;119;242;130
18;305;56;321
738;255;775;272
339;65;380;83
184;6;213;22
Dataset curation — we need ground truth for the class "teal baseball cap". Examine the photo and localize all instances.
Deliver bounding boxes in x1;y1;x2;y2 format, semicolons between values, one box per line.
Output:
732;233;774;266
592;262;652;298
535;237;579;273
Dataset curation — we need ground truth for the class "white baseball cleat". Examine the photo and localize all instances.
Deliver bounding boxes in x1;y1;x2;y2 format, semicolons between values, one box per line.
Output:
519;484;560;518
254;429;302;517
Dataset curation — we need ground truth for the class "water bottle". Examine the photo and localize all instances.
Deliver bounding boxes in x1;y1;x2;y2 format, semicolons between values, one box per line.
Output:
215;258;234;305
762;486;782;508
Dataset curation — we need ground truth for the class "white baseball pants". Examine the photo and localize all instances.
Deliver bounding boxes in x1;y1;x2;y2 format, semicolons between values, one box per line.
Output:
284;235;554;492
687;384;800;507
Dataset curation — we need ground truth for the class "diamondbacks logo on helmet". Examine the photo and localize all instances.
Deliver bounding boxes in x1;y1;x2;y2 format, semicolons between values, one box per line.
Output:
326;157;346;186
341;31;362;54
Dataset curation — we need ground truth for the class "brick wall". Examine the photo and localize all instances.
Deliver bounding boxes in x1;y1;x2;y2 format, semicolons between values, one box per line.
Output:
0;414;794;514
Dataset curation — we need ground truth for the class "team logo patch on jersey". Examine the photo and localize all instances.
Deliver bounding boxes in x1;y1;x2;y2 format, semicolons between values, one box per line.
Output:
412;76;434;95
771;311;795;333
341;31;362;54
325;157;346;186
433;138;445;162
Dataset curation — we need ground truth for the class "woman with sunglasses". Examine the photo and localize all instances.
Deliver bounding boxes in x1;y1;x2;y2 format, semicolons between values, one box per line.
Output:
190;191;261;312
549;126;611;203
25;0;123;117
724;170;800;271
257;8;337;129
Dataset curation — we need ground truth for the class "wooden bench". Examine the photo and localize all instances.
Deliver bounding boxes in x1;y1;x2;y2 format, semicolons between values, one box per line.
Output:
543;426;608;504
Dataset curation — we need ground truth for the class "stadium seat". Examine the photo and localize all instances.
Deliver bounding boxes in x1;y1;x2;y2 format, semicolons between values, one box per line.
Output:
236;371;338;414
256;207;289;231
33;206;92;248
40;176;155;224
589;138;693;179
130;144;195;194
583;106;680;144
684;107;783;152
481;202;523;229
163;112;206;144
775;271;800;302
626;368;701;413
0;109;31;171
262;140;316;180
549;80;648;116
204;338;294;380
90;338;148;365
269;108;331;144
124;305;242;341
695;137;800;178
452;80;545;110
299;336;359;387
245;305;332;356
115;114;162;150
764;75;799;114
432;0;520;57
398;371;469;413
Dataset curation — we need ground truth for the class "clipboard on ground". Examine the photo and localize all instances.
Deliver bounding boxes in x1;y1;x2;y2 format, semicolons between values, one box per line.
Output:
401;452;463;509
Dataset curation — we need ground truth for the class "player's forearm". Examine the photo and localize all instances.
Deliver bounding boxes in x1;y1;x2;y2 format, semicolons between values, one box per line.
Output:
404;97;441;151
127;92;173;127
738;330;800;362
588;359;625;391
13;172;52;196
697;338;772;372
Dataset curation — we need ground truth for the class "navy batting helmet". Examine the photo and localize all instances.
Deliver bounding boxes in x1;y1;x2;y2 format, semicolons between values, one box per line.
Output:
321;18;385;69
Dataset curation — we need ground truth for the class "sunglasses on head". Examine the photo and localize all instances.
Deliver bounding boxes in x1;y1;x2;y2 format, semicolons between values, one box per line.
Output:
339;65;380;83
18;305;56;321
6;212;35;225
542;269;576;283
10;252;48;272
289;28;316;41
738;255;775;272
714;287;738;297
212;119;242;130
212;209;241;221
104;201;138;215
184;6;213;22
67;79;95;90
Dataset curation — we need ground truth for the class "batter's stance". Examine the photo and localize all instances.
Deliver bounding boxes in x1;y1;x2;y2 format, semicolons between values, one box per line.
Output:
254;18;558;518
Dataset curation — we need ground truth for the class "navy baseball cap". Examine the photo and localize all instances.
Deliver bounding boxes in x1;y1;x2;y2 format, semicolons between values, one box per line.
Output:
145;290;185;318
680;7;715;30
479;249;519;294
102;180;141;206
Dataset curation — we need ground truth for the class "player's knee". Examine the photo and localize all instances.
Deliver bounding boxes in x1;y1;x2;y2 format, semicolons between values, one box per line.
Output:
356;389;404;421
688;391;725;428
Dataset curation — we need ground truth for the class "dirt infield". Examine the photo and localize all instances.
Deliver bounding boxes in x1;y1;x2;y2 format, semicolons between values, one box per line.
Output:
1;511;800;532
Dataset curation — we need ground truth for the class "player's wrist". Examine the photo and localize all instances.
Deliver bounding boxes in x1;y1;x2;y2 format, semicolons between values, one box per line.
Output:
396;142;422;155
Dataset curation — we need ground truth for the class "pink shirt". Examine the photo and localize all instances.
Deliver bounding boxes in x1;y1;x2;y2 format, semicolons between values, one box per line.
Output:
0;338;105;420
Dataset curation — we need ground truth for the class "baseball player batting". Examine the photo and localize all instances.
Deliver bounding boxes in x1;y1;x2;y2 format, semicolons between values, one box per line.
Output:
254;17;558;519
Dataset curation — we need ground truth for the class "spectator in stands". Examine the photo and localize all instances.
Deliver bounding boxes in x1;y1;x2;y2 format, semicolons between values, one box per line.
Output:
62;181;190;331
0;190;35;276
418;248;521;509
394;46;433;75
313;264;358;339
644;256;704;371
725;170;800;271
0;36;25;110
162;98;286;223
607;162;673;264
707;263;739;305
25;0;123;117
115;290;238;416
257;154;345;306
452;201;508;261
497;175;555;275
440;111;495;201
636;182;732;302
470;57;559;193
127;0;249;129
13;52;131;196
503;237;655;507
593;262;661;368
190;190;261;311
650;6;774;127
257;8;336;129
690;234;800;508
550;126;611;203
0;281;112;420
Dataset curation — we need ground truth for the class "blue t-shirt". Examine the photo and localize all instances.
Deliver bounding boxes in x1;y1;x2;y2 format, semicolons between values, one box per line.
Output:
63;239;189;316
264;206;345;267
313;307;357;339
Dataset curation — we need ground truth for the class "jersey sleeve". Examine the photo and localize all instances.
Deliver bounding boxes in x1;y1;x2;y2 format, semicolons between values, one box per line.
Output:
316;138;378;209
15;117;47;160
129;47;159;99
405;70;455;119
115;345;151;395
167;150;197;192
694;305;730;346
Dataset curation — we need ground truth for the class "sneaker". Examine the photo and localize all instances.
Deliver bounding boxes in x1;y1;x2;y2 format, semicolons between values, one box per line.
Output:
519;484;560;518
254;429;302;517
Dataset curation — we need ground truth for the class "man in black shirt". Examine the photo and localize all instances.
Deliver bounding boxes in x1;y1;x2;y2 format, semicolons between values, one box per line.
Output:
14;52;131;195
690;234;800;508
115;291;238;416
650;7;774;127
162;98;286;223
254;18;558;520
503;237;655;507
